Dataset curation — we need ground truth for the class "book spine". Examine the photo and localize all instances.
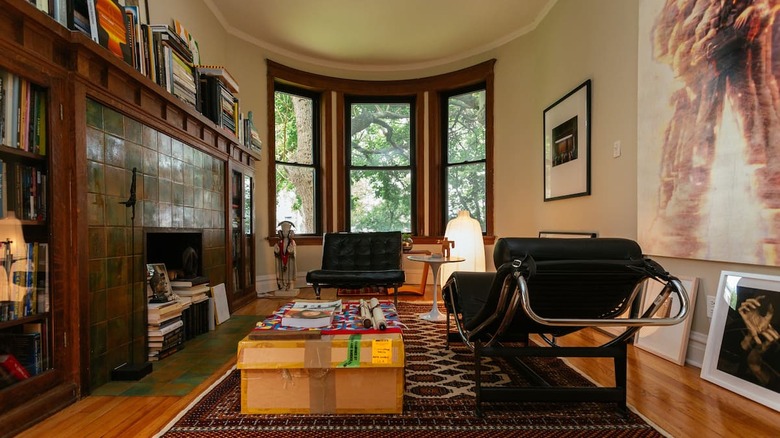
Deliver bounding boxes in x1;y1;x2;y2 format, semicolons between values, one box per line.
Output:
0;354;31;380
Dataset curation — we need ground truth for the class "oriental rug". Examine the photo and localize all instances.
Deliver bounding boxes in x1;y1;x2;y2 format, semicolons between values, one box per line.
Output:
159;303;662;437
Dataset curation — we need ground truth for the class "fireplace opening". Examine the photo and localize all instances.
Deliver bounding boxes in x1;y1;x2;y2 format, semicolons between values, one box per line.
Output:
145;228;203;279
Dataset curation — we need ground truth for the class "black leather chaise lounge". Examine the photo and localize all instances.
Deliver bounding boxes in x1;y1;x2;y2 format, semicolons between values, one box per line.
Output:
306;231;405;308
443;237;689;416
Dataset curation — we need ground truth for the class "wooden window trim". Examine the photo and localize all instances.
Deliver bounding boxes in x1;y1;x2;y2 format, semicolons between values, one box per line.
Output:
266;59;495;245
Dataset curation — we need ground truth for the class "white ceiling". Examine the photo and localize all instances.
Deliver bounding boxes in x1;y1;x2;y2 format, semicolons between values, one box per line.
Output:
203;0;557;71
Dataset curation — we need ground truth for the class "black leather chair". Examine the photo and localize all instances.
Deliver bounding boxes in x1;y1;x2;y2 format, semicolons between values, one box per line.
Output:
443;237;689;416
306;232;405;307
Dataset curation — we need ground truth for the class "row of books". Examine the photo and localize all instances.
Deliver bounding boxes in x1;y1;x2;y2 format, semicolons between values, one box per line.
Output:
0;161;48;222
0;70;48;155
147;300;184;361
0;325;44;389
0;242;49;321
25;1;261;153
170;276;211;341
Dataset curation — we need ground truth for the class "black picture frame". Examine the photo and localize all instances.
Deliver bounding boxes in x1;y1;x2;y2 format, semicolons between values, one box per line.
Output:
543;80;591;201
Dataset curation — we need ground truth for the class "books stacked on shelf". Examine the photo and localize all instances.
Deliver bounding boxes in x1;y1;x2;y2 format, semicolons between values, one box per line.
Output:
147;300;185;361
147;24;198;110
0;331;42;377
170;276;210;341
1;163;48;222
2;242;49;319
0;69;48;155
197;66;239;137
243;111;262;153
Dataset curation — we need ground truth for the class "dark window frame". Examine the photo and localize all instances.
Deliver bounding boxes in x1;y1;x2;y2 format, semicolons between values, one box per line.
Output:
345;95;417;233
266;59;495;246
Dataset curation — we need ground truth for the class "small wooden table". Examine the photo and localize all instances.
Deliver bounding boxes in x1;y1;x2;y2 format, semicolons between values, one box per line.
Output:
406;255;465;322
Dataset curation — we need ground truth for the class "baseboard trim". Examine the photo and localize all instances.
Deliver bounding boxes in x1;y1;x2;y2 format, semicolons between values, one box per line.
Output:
685;330;707;368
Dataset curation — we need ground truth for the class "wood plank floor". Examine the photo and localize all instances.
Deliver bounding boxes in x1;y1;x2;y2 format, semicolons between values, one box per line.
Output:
18;287;780;437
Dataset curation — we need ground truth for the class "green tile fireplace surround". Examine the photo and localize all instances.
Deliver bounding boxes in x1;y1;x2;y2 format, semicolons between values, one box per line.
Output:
86;99;227;391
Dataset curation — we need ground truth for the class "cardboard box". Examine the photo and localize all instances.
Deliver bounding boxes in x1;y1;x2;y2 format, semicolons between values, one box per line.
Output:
237;332;404;414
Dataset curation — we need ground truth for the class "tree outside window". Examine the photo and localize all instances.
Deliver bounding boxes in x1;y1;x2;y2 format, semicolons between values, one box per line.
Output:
444;87;487;232
347;100;414;233
274;87;319;234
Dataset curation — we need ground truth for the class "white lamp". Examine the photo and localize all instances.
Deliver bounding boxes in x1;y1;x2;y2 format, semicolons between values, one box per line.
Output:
0;211;26;313
439;210;485;287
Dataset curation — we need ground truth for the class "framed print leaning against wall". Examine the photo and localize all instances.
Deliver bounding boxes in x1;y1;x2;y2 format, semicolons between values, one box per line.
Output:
543;80;591;201
701;271;780;411
635;276;699;365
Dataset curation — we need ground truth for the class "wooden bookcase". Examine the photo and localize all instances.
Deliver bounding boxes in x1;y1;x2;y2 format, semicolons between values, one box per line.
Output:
0;0;259;433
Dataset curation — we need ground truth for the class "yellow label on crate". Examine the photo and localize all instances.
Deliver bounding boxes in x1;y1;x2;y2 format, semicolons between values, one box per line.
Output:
371;338;392;364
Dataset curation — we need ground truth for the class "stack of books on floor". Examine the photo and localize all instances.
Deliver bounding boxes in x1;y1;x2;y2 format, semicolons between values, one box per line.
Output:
147;300;185;361
170;276;210;340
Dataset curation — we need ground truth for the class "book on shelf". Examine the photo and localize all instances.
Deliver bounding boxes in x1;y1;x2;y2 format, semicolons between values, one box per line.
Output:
147;300;184;324
171;283;209;297
280;308;336;329
195;65;239;94
0;332;42;376
169;275;209;288
93;0;133;65
148;318;183;337
0;71;47;154
0;353;30;381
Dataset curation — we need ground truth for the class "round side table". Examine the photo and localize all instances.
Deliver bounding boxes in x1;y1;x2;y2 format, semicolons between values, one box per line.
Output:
406;255;465;321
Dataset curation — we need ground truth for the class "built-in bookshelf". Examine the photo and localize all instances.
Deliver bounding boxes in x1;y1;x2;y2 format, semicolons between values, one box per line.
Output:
0;0;260;434
0;68;51;390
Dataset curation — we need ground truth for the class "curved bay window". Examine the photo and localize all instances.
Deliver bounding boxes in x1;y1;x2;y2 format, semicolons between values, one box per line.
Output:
267;60;494;242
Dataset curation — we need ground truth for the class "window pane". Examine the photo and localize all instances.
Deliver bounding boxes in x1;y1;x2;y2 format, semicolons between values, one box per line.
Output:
446;162;486;232
275;91;314;165
350;103;411;167
276;164;315;234
447;90;485;163
350;169;411;232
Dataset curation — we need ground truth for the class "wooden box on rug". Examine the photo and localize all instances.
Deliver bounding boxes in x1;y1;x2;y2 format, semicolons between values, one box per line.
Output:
237;332;405;414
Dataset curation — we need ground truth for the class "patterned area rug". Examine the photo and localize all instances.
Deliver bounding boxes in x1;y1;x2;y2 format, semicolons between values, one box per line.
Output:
159;303;662;437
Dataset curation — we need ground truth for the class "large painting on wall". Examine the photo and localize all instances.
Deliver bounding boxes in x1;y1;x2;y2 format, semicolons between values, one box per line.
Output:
637;0;780;266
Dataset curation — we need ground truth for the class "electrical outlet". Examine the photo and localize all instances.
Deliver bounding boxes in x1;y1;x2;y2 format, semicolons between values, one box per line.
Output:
706;295;717;318
612;140;622;158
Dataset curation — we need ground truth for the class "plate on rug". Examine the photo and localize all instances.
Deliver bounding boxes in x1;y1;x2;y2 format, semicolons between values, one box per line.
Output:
158;302;662;437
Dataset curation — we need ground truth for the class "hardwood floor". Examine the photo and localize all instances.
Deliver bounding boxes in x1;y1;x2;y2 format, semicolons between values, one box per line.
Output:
18;287;780;437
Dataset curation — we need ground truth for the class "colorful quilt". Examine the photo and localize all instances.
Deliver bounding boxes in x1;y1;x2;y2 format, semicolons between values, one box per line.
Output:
251;301;403;336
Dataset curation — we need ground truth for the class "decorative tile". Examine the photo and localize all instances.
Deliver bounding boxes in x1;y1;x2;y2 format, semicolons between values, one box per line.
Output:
158;178;172;204
106;227;128;257
87;161;104;194
125;117;143;144
126;141;143;172
158;133;172;156
143;148;158;176
89;287;106;327
88;227;107;259
172;182;184;206
86;127;105;162
172;158;184;184
103;165;125;198
86;99;104;129
142;200;158;227
88;193;105;226
158;154;172;181
103;107;124;138
142;125;158;150
104;134;126;167
106;257;128;290
105;195;128;226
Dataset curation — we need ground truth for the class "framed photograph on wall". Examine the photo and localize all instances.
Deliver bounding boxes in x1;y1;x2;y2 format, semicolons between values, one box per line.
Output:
543;80;591;201
701;271;780;411
634;276;699;365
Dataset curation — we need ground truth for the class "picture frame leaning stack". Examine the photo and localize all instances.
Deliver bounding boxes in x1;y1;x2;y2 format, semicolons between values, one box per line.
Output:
701;270;780;412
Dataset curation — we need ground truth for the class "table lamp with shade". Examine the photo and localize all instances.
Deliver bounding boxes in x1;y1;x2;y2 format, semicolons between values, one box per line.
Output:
439;210;485;287
0;211;27;318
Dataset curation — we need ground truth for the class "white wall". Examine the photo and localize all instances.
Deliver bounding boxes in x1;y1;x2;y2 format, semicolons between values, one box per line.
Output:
149;0;780;339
